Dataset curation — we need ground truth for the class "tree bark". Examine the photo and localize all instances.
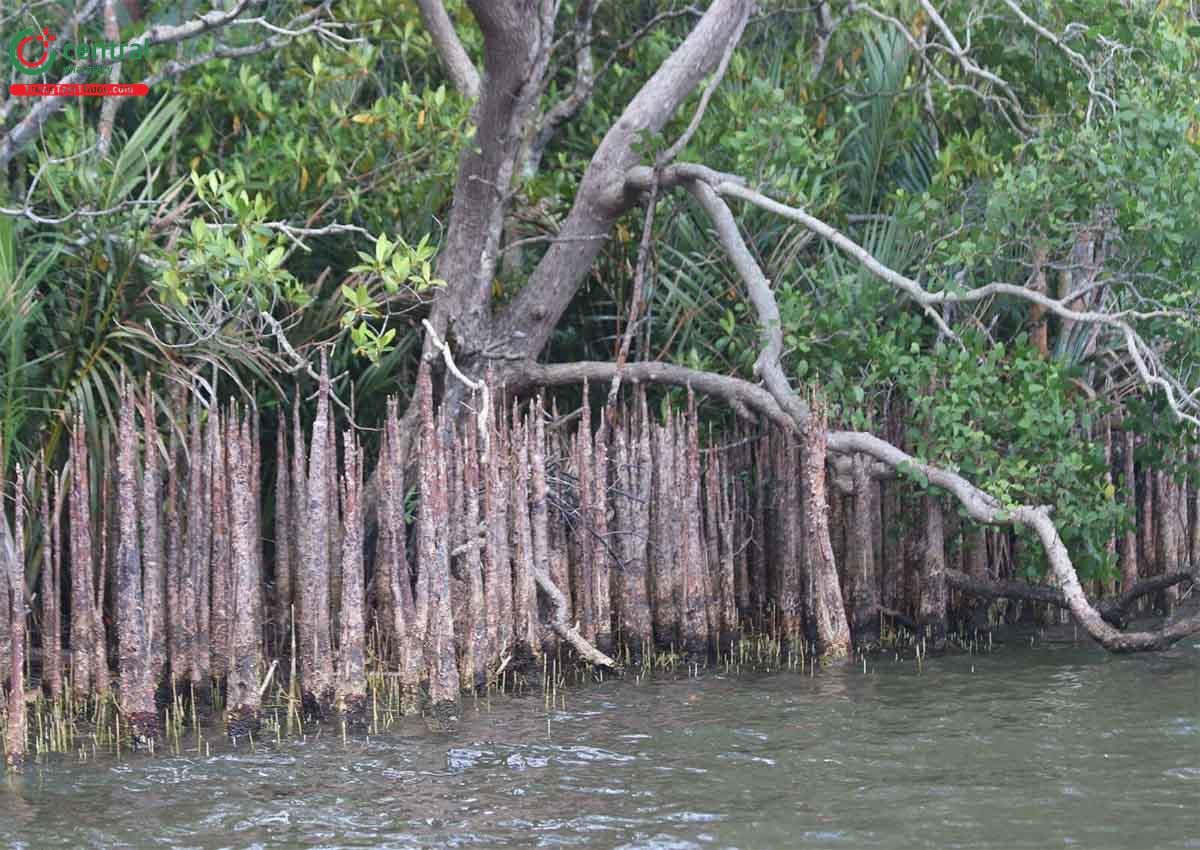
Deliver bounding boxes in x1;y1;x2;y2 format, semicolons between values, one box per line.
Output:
41;471;63;700
415;0;481;100
422;390;461;715
116;384;155;734
591;421;613;655
140;381;165;686
918;495;947;652
3;469;26;769
679;405;709;656
1119;427;1138;593
273;414;292;655
800;405;851;662
336;428;366;717
483;406;512;662
847;454;880;646
183;405;206;688
210;410;231;680
164;427;185;685
69;415;98;697
298;359;335;713
650;420;678;646
462;417;488;689
614;411;652;658
227;412;262;728
510;418;539;657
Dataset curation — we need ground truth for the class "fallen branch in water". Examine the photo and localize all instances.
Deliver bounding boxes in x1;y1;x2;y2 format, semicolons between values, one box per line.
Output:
533;565;619;670
945;568;1196;629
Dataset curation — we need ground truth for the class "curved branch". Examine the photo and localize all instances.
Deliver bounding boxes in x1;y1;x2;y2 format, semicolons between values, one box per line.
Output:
711;179;1200;429
416;0;480;100
534;565;618;669
670;168;1200;653
504;358;791;427
946;567;1196;630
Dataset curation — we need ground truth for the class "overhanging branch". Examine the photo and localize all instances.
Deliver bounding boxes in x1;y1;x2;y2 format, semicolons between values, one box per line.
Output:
661;165;1200;653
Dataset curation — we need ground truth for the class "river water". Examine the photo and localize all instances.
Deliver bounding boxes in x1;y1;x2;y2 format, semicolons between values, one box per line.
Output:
2;637;1197;849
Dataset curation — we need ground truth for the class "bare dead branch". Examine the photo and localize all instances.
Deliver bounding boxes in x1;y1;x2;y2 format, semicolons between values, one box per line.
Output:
423;318;491;463
999;0;1116;122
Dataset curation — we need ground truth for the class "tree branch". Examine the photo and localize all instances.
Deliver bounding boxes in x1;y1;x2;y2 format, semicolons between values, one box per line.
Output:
946;567;1195;630
504;359;791;427
489;0;754;362
534;565;619;669
416;0;480;100
666;167;1200;653
526;4;703;175
710;179;1200;428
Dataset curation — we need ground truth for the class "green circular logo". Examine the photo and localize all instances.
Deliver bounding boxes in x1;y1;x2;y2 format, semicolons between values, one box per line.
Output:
11;28;56;76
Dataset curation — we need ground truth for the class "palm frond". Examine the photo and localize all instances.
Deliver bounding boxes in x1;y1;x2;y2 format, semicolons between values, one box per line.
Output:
842;28;912;213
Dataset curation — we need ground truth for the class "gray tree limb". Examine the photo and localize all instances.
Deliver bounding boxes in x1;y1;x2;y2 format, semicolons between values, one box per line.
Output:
487;0;755;363
415;0;480;100
667;167;1200;653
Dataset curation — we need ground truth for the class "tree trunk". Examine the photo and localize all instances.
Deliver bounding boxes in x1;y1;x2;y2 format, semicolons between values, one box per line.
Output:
1190;445;1199;571
847;454;879;646
227;412;262;730
679;406;708;656
298;360;335;713
591;422;614;655
614;403;652;659
751;432;769;626
336;428;366;719
0;498;8;699
381;401;420;714
650;421;677;646
180;409;202;688
41;472;63;700
529;398;554;654
484;408;515;662
1155;468;1184;615
1138;464;1156;581
273;414;292;656
140;381;165;687
510;418;539;659
116;384;155;736
165;427;186;685
462;417;488;689
799;405;850;662
422;387;460;716
919;495;948;652
779;430;804;642
1118;427;1138;594
210;410;231;680
68;415;98;697
572;422;595;643
3;471;26;769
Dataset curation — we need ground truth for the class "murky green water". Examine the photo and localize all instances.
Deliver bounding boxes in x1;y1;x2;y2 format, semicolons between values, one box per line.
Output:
2;638;1198;849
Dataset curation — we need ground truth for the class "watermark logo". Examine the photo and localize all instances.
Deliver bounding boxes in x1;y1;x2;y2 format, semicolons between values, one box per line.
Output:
8;26;149;97
11;28;55;75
